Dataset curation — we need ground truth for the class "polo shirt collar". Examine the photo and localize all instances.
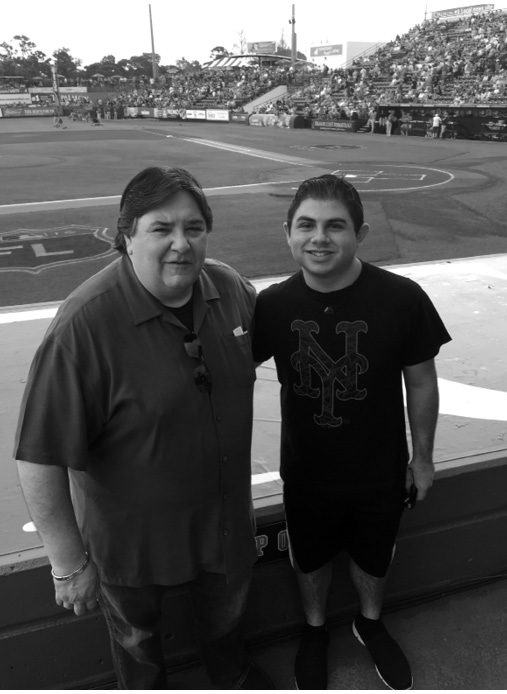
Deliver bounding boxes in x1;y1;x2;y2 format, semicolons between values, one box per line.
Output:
119;254;220;326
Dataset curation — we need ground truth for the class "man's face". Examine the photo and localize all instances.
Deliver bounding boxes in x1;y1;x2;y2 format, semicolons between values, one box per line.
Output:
285;196;369;291
126;191;208;306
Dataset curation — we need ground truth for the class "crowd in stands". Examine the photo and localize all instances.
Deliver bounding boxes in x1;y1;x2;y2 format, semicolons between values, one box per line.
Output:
103;63;308;112
274;8;507;120
3;9;506;125
86;8;506;123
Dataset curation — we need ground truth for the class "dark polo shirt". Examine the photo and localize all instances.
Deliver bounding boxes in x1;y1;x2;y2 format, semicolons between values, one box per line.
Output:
14;255;258;587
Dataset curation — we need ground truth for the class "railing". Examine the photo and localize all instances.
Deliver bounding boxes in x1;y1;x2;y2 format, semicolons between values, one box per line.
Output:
342;42;388;70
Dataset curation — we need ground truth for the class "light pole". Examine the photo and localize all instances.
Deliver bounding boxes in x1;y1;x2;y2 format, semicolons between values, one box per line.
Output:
149;4;158;83
289;4;297;66
49;60;61;112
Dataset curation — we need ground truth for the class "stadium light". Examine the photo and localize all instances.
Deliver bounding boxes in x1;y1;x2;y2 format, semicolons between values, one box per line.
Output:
289;5;297;65
149;4;159;83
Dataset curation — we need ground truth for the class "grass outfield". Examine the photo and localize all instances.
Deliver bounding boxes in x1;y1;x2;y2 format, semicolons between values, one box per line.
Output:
1;117;506;306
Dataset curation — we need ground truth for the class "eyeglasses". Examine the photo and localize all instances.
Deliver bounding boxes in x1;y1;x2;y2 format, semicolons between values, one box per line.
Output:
184;332;212;394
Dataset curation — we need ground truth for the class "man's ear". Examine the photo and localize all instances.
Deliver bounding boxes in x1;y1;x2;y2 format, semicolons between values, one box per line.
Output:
284;221;290;245
357;223;370;245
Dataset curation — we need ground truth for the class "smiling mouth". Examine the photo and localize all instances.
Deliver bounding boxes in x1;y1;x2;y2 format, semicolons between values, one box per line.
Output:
307;250;333;257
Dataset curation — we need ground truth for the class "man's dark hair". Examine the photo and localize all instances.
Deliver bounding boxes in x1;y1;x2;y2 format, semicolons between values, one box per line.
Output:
114;166;213;254
286;174;365;234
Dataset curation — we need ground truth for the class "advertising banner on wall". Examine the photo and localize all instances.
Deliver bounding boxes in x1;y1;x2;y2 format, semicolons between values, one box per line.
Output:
230;112;249;124
247;41;277;53
249;113;278;127
432;3;494;18
0;93;32;104
185;110;207;120
156;108;180;119
311;119;364;132
1;107;56;117
206;109;229;121
310;44;343;57
29;87;88;94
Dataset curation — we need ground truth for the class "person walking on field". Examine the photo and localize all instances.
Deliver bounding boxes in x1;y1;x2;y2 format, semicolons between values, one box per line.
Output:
252;174;451;690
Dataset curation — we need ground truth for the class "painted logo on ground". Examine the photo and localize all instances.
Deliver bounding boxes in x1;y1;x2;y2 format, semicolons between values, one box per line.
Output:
0;225;115;273
331;164;454;192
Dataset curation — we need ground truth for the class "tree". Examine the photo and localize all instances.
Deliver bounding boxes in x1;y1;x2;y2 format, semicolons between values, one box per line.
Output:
0;36;49;79
12;35;38;58
52;48;82;80
98;54;118;78
129;53;160;76
232;30;248;55
0;41;18;76
278;30;289;51
117;59;134;76
175;57;201;72
210;46;229;60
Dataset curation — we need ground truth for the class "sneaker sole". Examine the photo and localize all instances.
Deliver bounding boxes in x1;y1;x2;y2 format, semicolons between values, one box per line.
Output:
352;621;413;691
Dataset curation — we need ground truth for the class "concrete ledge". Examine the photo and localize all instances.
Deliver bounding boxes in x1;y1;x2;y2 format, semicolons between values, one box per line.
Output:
1;452;506;688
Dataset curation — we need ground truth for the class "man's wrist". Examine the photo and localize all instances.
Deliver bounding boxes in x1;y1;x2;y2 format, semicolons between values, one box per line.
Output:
51;552;90;581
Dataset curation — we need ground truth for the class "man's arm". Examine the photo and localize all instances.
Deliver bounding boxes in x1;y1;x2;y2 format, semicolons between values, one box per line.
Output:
402;359;440;501
16;461;99;616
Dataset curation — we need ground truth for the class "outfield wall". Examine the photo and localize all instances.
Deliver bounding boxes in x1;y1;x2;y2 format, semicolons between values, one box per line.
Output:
2;104;507;141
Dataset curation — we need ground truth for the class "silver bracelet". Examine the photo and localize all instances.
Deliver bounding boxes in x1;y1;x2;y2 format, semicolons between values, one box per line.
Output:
51;552;90;582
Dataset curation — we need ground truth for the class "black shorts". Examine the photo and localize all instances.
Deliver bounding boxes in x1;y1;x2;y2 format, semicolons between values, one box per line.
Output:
283;479;405;578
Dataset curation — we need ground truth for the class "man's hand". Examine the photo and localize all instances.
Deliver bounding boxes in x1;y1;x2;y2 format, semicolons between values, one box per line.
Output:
54;560;100;617
403;359;439;503
406;456;435;502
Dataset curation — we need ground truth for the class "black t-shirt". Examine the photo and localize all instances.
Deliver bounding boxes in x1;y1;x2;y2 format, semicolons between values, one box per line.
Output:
252;263;451;490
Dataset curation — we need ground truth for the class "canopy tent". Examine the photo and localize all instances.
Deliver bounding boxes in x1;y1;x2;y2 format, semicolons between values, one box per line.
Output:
204;56;258;70
204;54;314;71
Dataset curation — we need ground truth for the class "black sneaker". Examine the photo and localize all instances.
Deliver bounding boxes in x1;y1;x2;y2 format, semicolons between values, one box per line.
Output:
294;623;329;690
352;615;413;690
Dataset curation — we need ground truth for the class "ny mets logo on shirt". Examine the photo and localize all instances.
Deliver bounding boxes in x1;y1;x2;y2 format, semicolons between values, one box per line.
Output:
291;319;369;427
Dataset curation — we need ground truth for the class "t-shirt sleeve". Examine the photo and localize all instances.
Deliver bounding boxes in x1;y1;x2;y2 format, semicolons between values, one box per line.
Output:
252;289;275;363
403;287;452;366
13;336;103;470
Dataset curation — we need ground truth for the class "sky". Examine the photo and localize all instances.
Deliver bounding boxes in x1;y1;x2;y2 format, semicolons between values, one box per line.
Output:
1;0;500;68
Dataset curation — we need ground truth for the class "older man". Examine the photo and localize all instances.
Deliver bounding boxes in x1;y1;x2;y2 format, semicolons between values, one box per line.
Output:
14;166;272;690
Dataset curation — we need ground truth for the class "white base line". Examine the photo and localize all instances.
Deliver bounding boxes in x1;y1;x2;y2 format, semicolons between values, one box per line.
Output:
183;137;314;167
0;195;121;209
0;181;299;214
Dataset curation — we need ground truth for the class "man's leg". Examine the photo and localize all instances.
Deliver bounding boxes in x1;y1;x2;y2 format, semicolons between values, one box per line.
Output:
350;559;412;690
188;569;273;689
292;554;333;690
284;481;339;690
98;582;167;690
296;560;333;626
350;557;386;619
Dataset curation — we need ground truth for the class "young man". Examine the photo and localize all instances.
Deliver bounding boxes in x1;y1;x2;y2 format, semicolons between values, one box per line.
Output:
252;174;451;690
14;167;272;690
